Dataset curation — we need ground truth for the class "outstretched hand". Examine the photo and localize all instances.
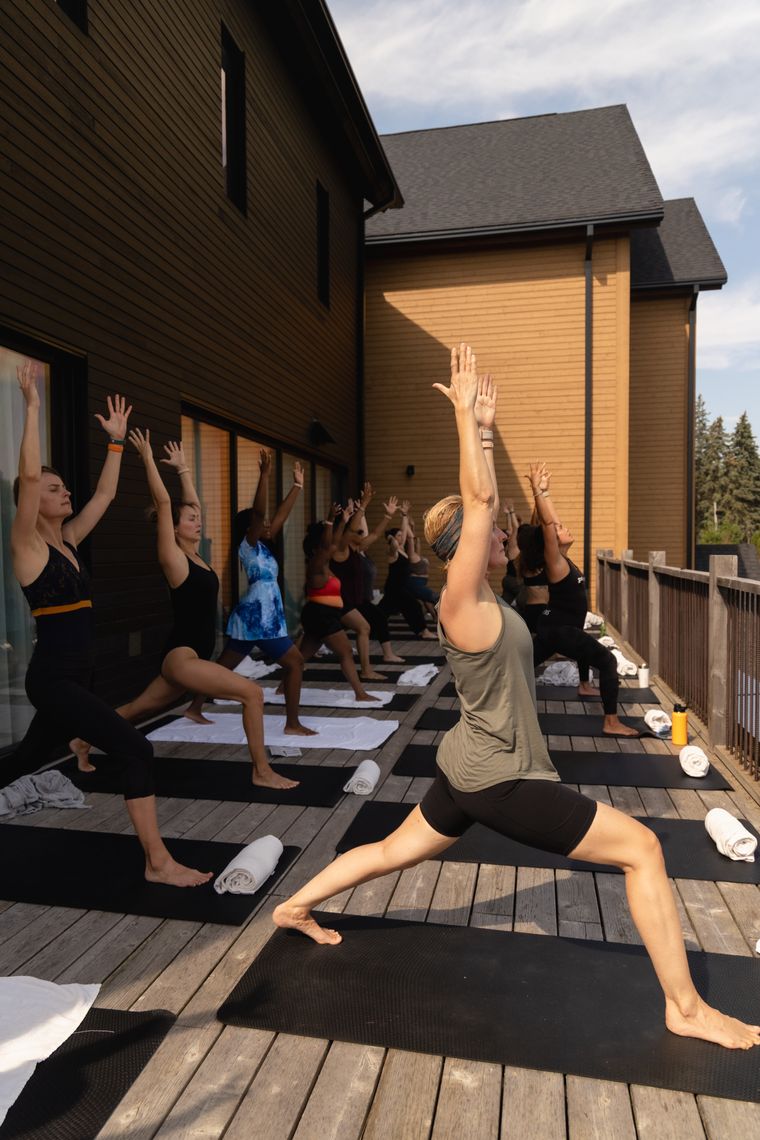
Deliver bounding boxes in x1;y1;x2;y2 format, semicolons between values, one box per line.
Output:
160;440;187;472
432;343;479;411
474;374;497;430
95;394;132;439
259;449;272;476
358;481;373;509
293;460;304;488
17;359;41;408
382;495;399;517
128;427;153;461
527;462;551;493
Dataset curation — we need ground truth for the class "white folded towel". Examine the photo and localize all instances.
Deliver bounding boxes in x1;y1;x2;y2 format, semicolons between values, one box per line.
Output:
269;746;303;758
599;635;617;648
0;771;90;819
0;976;100;1126
584;612;604;629
612;648;637;676
259;686;394;708
540;661;580;686
397;664;439;686
233;657;279;679
343;759;381;795
214;835;284;894
679;745;710;777
704;808;757;862
644;709;672;737
148;713;399;751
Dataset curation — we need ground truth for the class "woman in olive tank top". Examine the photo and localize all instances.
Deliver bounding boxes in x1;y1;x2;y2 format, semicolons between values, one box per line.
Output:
272;344;759;1051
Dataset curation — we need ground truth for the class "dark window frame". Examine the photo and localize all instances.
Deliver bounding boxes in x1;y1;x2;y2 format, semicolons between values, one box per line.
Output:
221;24;247;215
56;0;88;33
316;181;330;307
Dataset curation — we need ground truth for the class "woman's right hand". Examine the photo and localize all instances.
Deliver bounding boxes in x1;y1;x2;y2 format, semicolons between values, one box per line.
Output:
259;448;272;475
528;462;551;493
17;359;41;408
382;494;399;517
432;343;479;411
128;427;153;461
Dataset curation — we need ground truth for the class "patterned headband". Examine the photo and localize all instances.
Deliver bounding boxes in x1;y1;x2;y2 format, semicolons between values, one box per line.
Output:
430;505;464;563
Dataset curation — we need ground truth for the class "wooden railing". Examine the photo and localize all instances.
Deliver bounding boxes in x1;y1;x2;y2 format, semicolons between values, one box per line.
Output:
596;551;758;781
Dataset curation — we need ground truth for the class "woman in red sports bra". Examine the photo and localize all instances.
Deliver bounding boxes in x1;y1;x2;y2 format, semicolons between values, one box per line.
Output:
299;504;380;703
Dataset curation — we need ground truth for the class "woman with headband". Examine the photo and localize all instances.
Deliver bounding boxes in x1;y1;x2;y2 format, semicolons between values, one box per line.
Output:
271;344;760;1051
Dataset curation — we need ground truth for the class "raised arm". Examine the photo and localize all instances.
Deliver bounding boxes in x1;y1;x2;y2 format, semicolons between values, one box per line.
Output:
474;373;499;521
63;393;132;546
161;440;201;509
360;494;398;551
432;345;500;650
11;361;47;572
129;428;188;587
268;459;304;539
503;500;520;562
527;462;567;582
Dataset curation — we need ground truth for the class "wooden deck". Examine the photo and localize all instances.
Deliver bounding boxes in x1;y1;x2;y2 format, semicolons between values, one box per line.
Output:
3;641;760;1139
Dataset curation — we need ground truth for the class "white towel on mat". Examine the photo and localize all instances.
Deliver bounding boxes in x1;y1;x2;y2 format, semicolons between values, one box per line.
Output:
260;686;394;708
679;745;710;777
612;649;637;677
214;835;284;894
584;612;604;629
233;658;280;679
147;713;398;751
397;664;439;687
0;771;90;819
0;976;100;1126
540;661;580;686
704;808;757;862
644;709;672;737
343;759;381;795
599;635;617;648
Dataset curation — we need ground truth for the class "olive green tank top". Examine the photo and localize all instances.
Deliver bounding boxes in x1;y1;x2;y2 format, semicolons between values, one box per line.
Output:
436;594;559;791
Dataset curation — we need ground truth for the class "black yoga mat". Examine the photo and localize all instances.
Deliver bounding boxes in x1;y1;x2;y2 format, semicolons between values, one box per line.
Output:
335;802;760;884
257;692;419;713
58;757;352;807
217;915;760;1102
391;743;732;791
0;1007;175;1140
414;707;655;736
0;825;299;925
439;681;657;703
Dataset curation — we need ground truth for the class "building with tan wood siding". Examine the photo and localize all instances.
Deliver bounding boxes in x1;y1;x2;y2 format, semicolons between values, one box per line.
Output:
364;112;725;601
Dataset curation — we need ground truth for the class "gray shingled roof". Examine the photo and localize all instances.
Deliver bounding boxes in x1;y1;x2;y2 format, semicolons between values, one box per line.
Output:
367;105;664;242
631;198;727;289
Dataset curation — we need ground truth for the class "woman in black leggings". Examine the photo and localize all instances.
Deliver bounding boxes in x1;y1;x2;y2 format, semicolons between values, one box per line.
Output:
518;462;638;737
8;360;211;888
272;343;759;1052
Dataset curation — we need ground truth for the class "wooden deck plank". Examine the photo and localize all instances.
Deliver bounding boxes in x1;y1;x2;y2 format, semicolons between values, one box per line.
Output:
629;1085;706;1138
698;1095;760;1136
715;881;760;953
675;879;752;956
292;1042;385;1140
502;1067;566;1138
428;860;477;926
223;1033;329;1140
430;1056;502;1139
513;866;557;935
386;861;441;921
362;1050;443;1140
566;1075;637;1138
556;869;603;940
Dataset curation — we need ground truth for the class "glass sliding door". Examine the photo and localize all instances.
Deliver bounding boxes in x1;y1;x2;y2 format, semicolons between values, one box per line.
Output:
181;415;231;642
280;453;310;629
234;436;273;599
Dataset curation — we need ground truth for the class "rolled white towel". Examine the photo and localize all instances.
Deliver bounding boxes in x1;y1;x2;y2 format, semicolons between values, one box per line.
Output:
679;745;710;777
214;835;284;894
343;759;381;795
644;709;672;737
584;611;604;629
541;661;580;686
612;648;637;676
599;635;617;648
398;664;439;686
704;808;757;862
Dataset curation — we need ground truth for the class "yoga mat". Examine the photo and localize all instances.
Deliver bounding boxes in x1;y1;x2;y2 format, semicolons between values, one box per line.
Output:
391;744;732;790
0;826;300;925
58;757;353;807
440;681;656;700
0;1007;175;1140
413;708;655;737
256;689;419;712
146;713;398;751
217;915;760;1102
334;802;760;883
273;668;407;684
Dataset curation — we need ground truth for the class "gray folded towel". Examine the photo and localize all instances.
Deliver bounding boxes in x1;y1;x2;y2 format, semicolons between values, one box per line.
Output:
0;771;89;819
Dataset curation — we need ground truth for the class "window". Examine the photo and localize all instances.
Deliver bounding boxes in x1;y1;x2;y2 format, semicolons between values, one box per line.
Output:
280;453;311;629
316;182;330;307
221;25;247;213
235;436;273;599
55;0;88;32
181;416;231;648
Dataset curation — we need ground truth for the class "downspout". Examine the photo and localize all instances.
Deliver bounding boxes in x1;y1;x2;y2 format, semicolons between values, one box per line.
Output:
583;224;594;585
356;209;366;486
686;286;699;568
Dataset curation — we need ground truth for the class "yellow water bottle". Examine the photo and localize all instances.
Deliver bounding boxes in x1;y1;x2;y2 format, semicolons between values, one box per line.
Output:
672;703;688;747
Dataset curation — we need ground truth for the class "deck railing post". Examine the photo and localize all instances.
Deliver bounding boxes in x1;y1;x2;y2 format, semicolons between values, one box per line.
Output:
708;554;737;749
620;549;632;644
648;551;665;676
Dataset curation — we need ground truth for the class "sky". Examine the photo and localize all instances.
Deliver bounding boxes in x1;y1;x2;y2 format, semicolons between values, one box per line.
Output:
329;0;760;440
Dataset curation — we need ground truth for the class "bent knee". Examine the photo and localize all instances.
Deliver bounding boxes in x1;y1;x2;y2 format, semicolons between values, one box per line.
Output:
624;821;664;872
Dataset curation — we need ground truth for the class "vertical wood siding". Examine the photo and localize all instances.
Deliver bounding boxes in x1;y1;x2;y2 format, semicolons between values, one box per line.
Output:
0;0;362;700
628;296;690;565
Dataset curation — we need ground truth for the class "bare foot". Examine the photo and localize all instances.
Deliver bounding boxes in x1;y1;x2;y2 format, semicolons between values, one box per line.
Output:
602;716;640;738
666;997;760;1049
252;766;300;790
183;707;214;725
578;683;600;697
419;630;437;640
275;683;285;696
383;654;405;664
361;670;387;682
355;690;381;702
145;859;213;887
69;738;96;773
273;901;342;945
284;723;318;736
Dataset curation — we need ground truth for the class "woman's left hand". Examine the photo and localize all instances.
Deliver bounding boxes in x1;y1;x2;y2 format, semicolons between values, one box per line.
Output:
95;394;132;439
474;373;497;429
433;343;479;411
160;440;187;472
293;460;304;488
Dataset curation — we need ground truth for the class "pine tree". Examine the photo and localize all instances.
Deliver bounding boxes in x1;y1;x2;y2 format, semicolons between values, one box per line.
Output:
726;413;760;540
694;395;711;534
698;414;729;538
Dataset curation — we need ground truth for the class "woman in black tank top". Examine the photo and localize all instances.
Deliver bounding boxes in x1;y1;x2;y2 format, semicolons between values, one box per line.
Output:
110;429;298;792
8;360;211;889
269;344;760;1053
519;465;639;738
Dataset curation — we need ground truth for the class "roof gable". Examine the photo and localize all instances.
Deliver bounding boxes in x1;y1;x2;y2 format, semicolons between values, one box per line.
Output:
631;198;727;290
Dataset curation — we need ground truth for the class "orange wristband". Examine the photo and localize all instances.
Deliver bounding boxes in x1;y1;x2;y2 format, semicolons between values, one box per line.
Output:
108;443;124;453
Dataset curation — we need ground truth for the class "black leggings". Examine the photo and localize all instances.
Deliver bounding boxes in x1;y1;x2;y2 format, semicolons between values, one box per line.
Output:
533;623;619;714
357;601;390;644
377;590;426;635
420;766;597;855
3;652;155;799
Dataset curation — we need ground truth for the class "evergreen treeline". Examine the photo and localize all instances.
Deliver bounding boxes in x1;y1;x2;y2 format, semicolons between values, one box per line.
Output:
696;395;760;545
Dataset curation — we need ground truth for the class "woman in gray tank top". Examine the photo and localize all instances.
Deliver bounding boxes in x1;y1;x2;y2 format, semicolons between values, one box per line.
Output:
273;344;759;1052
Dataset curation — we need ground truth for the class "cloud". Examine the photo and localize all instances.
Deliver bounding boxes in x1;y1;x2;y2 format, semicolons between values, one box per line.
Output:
698;277;760;370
